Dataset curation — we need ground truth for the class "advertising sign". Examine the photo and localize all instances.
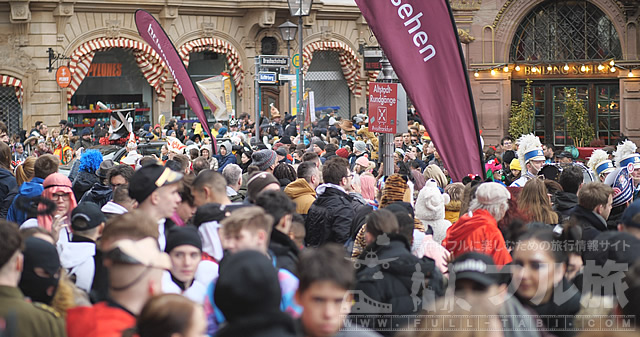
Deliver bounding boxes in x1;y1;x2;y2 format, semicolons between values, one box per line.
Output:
56;66;71;88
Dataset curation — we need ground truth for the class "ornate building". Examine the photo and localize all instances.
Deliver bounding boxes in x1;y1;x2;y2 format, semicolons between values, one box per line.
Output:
0;0;372;133
0;0;638;147
461;0;640;146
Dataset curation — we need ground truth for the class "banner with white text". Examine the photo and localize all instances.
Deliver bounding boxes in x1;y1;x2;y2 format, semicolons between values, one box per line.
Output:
355;0;484;181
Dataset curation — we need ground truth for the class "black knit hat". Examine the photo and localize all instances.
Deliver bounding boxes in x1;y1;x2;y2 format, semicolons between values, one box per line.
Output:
251;149;277;171
165;226;202;253
215;250;281;322
128;164;183;203
247;172;279;203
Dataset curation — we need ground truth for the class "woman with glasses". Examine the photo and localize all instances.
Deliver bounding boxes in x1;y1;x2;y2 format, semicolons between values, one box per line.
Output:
20;172;78;244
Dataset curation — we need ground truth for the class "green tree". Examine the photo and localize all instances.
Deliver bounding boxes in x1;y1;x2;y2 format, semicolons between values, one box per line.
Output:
509;79;534;140
563;87;594;147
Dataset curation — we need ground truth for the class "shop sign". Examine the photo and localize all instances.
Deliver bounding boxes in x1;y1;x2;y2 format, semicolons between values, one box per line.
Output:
292;54;300;68
513;63;616;78
364;48;383;70
87;63;122;77
56;66;71;88
368;82;399;134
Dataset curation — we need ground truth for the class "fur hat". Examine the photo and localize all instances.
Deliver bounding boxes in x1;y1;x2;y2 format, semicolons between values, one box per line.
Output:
614;140;640;169
380;174;409;208
516;134;544;169
415;179;450;222
588;149;615;177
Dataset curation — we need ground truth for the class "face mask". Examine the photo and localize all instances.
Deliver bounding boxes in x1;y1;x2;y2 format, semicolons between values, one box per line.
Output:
19;237;61;305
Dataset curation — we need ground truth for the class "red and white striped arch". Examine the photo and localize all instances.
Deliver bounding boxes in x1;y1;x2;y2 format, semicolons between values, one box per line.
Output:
66;37;168;104
0;75;23;105
302;40;362;97
174;37;245;100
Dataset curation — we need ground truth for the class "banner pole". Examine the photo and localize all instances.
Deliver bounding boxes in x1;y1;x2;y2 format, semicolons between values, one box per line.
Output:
254;56;260;144
444;0;485;178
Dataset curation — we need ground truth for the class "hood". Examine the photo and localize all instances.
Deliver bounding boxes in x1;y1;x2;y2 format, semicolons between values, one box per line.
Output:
284;178;316;199
17;180;44;197
101;201;128;215
446;209;494;243
219;141;233;154
85;183;113;197
555;191;578;212
316;183;346;196
199;222;224;261
58;241;96;269
0;167;13;180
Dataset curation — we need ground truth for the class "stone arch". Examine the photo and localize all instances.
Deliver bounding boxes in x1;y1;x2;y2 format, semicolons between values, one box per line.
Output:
172;37;246;99
0;75;24;105
65;37;168;104
494;0;627;61
301;37;362;97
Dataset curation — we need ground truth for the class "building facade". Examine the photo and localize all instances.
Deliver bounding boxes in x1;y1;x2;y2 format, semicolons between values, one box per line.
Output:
461;0;640;146
0;0;372;134
0;0;638;147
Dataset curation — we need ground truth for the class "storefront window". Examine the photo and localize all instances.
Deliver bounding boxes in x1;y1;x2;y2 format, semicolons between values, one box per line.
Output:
530;85;546;143
69;49;152;130
510;1;622;62
553;85;588;146
596;85;620;145
306;51;351;119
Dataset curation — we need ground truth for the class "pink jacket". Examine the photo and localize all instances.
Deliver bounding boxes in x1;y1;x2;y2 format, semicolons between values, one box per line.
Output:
413;233;450;276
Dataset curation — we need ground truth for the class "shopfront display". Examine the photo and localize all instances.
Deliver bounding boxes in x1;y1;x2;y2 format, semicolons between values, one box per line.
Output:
68;48;153;129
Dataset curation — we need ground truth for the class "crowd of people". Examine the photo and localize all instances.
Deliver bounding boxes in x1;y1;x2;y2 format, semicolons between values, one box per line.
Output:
1;106;640;337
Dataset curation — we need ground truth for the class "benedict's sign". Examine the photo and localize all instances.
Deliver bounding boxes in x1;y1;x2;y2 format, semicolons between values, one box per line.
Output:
513;63;617;78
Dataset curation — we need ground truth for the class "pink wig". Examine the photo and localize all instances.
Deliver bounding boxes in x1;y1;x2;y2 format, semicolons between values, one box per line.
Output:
38;173;77;231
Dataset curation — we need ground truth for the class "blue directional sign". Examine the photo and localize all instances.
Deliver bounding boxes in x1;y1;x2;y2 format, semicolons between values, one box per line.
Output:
258;71;277;84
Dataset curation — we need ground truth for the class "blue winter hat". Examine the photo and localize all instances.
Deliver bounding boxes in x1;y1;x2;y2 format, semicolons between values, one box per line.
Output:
81;128;91;136
605;165;634;208
218;127;228;137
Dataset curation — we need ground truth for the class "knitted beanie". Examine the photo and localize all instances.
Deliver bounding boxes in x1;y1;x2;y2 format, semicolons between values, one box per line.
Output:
247;172;279;202
251;149;277;171
312;139;325;151
354;141;366;153
336;148;349;158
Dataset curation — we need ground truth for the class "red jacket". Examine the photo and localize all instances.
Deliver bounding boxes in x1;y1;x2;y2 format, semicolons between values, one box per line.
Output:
442;209;512;266
66;302;136;337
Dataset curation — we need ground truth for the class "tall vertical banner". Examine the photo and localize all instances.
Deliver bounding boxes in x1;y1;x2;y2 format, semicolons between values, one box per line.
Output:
355;0;484;181
134;10;216;150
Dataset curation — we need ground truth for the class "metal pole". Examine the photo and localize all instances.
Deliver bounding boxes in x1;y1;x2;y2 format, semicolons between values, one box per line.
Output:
298;5;304;134
287;40;291;119
377;52;396;177
254;56;260;144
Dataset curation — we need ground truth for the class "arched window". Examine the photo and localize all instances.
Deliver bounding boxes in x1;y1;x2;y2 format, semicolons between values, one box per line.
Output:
510;1;622;62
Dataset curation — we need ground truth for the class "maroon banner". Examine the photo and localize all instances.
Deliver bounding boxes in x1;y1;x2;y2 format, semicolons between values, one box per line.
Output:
135;10;216;149
355;0;483;181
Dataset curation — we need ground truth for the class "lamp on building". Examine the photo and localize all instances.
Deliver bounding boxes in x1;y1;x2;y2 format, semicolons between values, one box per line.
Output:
564;64;570;71
503;65;509;72
287;0;313;130
278;20;297;117
490;68;496;76
474;70;479;77
515;64;521;71
629;69;634;77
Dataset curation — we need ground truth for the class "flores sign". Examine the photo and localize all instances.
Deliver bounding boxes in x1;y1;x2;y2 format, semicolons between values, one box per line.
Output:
368;82;407;134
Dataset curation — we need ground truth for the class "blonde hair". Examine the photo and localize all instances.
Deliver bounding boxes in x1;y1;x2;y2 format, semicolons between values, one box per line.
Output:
15;157;36;186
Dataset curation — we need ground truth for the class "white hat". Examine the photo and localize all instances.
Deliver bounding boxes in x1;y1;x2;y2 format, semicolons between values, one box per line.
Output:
588;149;615;176
516;134;544;169
614;140;640;169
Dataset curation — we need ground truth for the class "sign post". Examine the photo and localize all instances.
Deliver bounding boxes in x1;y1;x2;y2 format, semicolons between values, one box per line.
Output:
368;82;407;134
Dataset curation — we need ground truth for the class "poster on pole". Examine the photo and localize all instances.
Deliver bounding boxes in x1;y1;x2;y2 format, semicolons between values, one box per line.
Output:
196;76;228;121
354;0;483;181
134;9;215;146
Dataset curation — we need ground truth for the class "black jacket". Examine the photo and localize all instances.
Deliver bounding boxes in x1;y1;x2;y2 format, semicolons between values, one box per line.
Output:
269;230;300;276
79;182;113;208
215;311;297;337
517;278;581;337
72;170;100;202
554;191;578;222
570;205;608;241
352;235;444;335
0;168;17;219
304;186;355;246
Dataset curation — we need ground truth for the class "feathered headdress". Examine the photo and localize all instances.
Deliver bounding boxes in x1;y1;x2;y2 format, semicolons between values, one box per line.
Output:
588;149;615;177
516;134;544;169
614;140;640;169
